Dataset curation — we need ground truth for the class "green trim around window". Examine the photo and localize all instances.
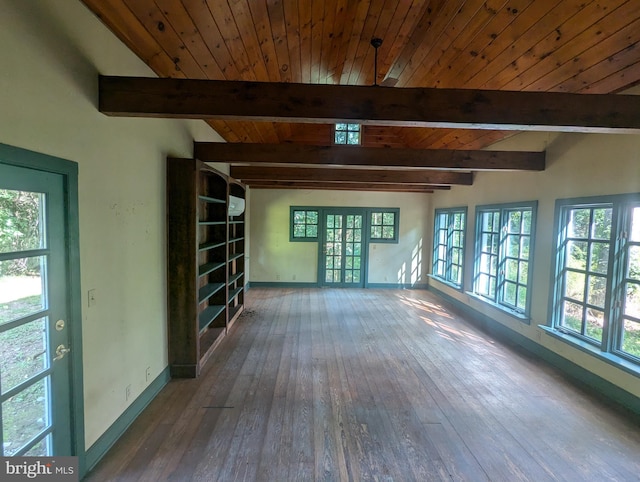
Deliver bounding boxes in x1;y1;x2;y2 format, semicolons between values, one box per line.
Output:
290;206;400;244
472;201;537;320
548;193;640;369
432;207;467;289
290;207;319;241
369;208;400;243
334;123;361;145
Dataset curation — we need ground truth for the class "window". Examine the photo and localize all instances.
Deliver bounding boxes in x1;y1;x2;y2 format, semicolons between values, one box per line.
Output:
290;208;319;241
334;123;361;145
551;195;640;364
291;207;399;244
370;209;399;242
432;208;466;288
473;202;536;317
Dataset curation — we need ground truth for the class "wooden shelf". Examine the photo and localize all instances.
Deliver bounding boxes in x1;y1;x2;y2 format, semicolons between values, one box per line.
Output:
199;326;225;369
199;240;226;251
199;195;225;204
198;283;225;303
199;261;225;277
228;272;244;285
229;252;243;263
198;305;226;333
228;287;243;303
199;220;226;226
228;304;244;328
167;158;246;378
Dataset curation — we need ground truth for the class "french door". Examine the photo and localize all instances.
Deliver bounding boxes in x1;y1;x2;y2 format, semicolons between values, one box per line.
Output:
322;211;365;287
0;162;73;456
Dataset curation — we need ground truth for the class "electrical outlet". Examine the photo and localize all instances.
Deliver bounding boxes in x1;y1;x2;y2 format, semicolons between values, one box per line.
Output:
125;384;131;401
145;366;151;383
88;289;97;308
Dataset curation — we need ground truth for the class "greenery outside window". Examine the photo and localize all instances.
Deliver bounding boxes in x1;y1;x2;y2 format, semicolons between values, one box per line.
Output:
473;202;536;317
290;208;319;241
334;123;361;145
370;209;399;242
432;208;466;288
550;195;640;362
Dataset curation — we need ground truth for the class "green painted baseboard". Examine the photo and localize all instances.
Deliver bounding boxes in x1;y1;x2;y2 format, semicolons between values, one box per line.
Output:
247;281;318;288
428;285;640;417
246;282;429;290
83;367;171;478
367;283;429;290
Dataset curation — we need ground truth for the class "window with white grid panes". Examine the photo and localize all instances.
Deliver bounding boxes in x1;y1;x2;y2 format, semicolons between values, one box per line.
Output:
551;196;640;364
334;123;361;145
473;202;536;317
290;208;319;241
370;210;398;242
432;208;466;288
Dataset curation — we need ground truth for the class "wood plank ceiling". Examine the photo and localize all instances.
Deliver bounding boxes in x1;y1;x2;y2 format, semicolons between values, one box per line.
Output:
82;0;640;191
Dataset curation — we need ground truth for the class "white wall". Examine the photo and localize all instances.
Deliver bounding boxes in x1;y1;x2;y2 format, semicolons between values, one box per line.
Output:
249;189;430;286
429;130;640;399
0;0;227;448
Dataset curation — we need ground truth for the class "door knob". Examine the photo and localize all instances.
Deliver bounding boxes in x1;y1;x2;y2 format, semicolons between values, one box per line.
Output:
53;344;71;362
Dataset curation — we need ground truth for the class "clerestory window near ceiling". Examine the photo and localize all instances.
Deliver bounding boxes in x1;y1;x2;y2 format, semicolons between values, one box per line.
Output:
334;123;361;145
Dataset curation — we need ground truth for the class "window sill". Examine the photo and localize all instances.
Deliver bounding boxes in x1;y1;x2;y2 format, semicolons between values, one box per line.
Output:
369;238;399;244
428;274;463;292
465;291;530;324
539;325;640;378
289;237;319;243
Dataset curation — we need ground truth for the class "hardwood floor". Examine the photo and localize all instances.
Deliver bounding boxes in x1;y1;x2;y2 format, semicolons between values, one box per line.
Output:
85;288;640;481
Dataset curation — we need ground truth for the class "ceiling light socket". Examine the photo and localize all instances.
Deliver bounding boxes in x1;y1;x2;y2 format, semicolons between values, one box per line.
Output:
370;38;383;49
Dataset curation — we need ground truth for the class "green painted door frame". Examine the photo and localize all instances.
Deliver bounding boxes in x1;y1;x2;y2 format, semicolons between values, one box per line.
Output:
0;143;84;471
319;208;369;288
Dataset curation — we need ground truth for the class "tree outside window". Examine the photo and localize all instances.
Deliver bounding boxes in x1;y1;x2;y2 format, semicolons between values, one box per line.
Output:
473;202;536;317
370;211;397;240
433;208;466;288
334;123;361;145
291;209;318;240
552;196;640;362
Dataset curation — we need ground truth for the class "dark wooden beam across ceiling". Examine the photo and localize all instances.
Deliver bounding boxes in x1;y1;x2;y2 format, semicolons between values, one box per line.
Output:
229;166;472;185
245;181;439;193
100;76;640;134
194;142;545;171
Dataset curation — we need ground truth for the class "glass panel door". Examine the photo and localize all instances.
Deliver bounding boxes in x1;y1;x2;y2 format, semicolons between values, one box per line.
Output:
322;212;364;287
0;163;71;456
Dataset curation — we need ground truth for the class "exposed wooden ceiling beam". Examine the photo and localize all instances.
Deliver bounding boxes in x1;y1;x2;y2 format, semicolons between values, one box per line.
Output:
194;142;544;171
100;76;640;133
229;166;472;185
245;181;437;193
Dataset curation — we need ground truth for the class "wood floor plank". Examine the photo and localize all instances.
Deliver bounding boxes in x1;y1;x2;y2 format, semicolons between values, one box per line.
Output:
289;289;315;481
85;288;640;482
255;291;293;480
349;291;451;481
